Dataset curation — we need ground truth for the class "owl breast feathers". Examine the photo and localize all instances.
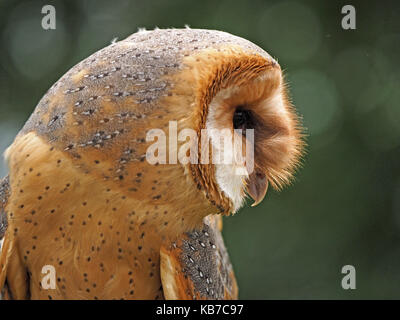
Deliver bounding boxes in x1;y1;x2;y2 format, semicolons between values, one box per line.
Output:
0;28;303;300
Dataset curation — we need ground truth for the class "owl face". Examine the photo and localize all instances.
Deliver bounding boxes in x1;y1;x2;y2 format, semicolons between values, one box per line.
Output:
198;59;303;213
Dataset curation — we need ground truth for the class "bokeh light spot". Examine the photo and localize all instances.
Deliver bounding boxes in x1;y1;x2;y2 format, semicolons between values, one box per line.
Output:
288;68;341;138
257;1;322;63
3;2;68;80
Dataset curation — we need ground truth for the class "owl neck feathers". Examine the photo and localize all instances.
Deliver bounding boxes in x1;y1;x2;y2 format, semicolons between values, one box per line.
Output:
6;132;215;250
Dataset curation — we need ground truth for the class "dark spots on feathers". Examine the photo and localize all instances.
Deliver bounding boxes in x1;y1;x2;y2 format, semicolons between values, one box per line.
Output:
175;222;236;300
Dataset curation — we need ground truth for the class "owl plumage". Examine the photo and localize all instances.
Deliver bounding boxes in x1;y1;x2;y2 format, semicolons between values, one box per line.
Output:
0;28;303;299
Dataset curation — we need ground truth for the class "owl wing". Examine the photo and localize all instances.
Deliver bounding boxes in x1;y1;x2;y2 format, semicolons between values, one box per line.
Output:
160;215;238;300
0;176;10;299
0;176;9;243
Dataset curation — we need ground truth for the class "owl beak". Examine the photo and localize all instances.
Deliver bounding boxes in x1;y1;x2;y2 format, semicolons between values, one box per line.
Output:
247;170;269;207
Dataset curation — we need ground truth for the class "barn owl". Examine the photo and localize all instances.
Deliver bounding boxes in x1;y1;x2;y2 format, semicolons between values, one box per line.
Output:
0;28;303;300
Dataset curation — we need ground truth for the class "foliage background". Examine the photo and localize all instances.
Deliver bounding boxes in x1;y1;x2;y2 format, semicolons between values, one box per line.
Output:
1;0;400;299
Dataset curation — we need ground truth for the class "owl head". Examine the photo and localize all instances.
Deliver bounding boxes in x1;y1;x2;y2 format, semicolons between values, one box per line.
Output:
145;28;305;216
14;28;304;233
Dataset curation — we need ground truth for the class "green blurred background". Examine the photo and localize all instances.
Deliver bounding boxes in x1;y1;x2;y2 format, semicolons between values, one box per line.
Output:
1;0;400;299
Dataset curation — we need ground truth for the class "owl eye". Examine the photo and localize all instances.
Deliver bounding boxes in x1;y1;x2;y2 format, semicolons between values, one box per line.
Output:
233;107;253;131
